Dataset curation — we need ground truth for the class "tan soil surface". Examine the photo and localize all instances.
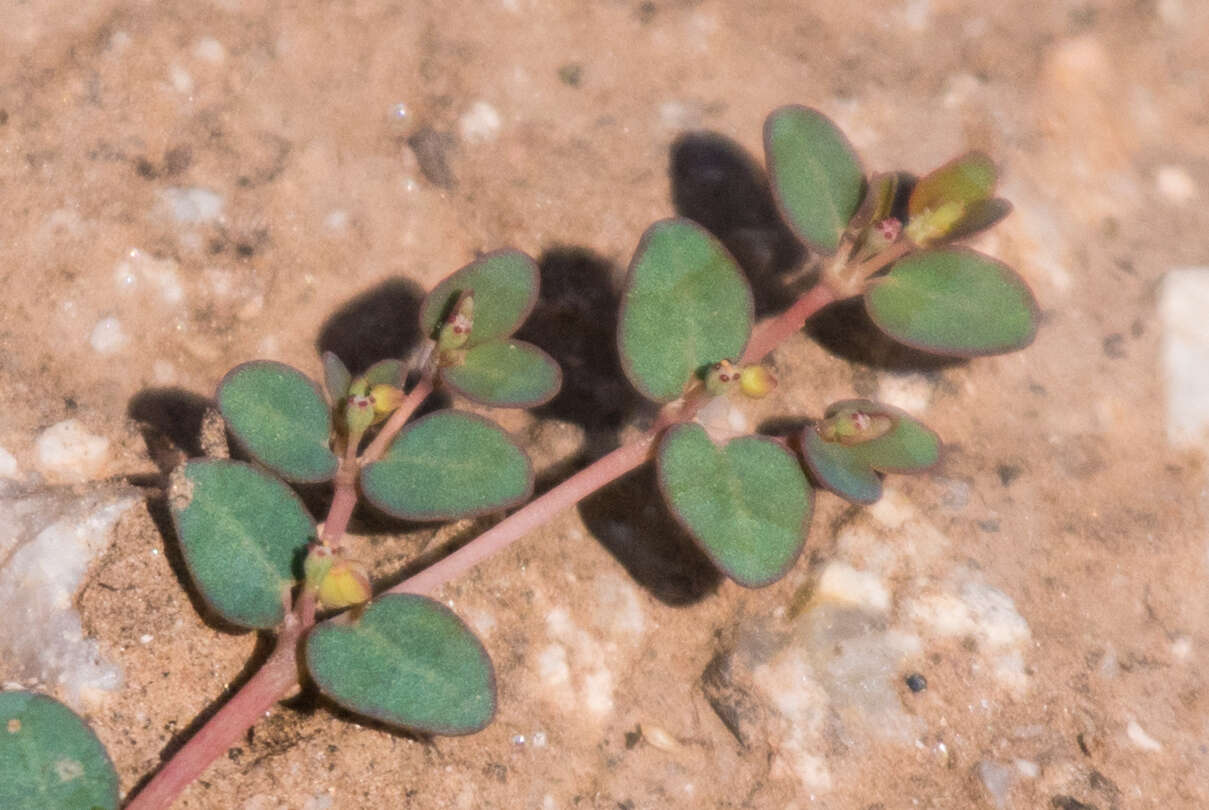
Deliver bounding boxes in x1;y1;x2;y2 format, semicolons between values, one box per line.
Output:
2;1;1208;808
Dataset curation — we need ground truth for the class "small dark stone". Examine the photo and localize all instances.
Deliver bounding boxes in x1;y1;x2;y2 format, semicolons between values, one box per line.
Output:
0;109;8;125
63;396;78;411
636;1;657;23
235;242;255;258
905;672;927;692
996;464;1022;486
977;519;1000;532
1051;796;1097;810
227;747;243;762
558;63;583;87
135;158;157;179
624;726;642;749
407;127;457;189
1102;333;1125;358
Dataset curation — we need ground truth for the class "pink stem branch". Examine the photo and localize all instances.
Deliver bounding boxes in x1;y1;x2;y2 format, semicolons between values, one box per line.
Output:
387;434;657;597
123;596;311;810
360;376;434;465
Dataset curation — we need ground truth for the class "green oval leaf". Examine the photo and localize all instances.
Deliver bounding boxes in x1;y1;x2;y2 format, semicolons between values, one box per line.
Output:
169;459;316;628
909;151;996;218
0;692;118;810
765;105;865;254
657;424;812;587
618;219;754;402
821;400;940;473
361;410;533;521
865;248;1039;357
800;425;883;505
217;361;337;482
420;250;539;346
361;358;405;388
322;351;351;402
442;339;561;408
306;594;496;735
943;197;1012;243
801;400;942;505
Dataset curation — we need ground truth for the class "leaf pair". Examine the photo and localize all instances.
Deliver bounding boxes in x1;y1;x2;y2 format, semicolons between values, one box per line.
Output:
617;220;813;587
764;105;1039;357
420;250;561;408
800;400;940;505
169;452;502;734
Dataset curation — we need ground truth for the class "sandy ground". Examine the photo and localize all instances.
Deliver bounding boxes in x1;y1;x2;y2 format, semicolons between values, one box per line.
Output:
3;0;1209;807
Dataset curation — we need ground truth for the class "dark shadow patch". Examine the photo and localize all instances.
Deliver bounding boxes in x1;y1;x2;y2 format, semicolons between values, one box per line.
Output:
127;388;211;471
514;247;644;436
316;278;425;376
578;465;721;606
670;131;807;317
805;298;962;371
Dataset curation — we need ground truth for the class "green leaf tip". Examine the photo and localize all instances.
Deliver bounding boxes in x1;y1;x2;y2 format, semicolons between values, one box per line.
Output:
0;692;119;810
169;459;316;628
765;105;865;255
864;248;1040;357
306;594;497;735
361;410;533;521
657;424;812;587
442;339;561;408
618;218;754;403
420;250;540;347
801;400;941;505
217;360;338;482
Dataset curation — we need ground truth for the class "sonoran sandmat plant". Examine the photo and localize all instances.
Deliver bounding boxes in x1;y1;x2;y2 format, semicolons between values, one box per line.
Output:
0;106;1037;809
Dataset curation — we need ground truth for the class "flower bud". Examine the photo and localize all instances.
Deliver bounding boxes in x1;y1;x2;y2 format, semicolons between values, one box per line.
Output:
905;201;965;246
344;392;375;436
317;559;372;610
369;384;404;421
437;292;475;352
738;365;777;398
705;359;740;396
819;409;893;445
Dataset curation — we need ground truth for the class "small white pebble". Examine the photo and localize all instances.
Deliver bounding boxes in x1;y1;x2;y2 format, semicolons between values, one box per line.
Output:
0;447;19;479
139;634;154;644
389;102;409;122
169;64;194;94
459;100;502;144
323;210;349;233
530;730;547;748
193;36;226;64
815;561;890;612
511;734;525;745
160;187;225;225
1015;759;1039;779
1171;636;1192;660
642;724;682;753
1156;165;1197;204
34;420;110;482
1126;719;1162;751
90;317;129;354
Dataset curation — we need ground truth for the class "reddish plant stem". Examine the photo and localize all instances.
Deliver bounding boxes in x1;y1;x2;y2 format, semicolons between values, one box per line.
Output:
360;375;434;464
124;594;313;810
123;281;839;809
388;434;656;597
742;283;836;364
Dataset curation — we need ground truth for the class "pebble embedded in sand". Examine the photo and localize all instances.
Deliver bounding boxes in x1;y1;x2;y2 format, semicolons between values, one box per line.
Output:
1159;268;1209;448
459;100;501;144
34;420;111;482
89;317;129;354
159;186;225;225
0;447;18;479
1155;165;1197;204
